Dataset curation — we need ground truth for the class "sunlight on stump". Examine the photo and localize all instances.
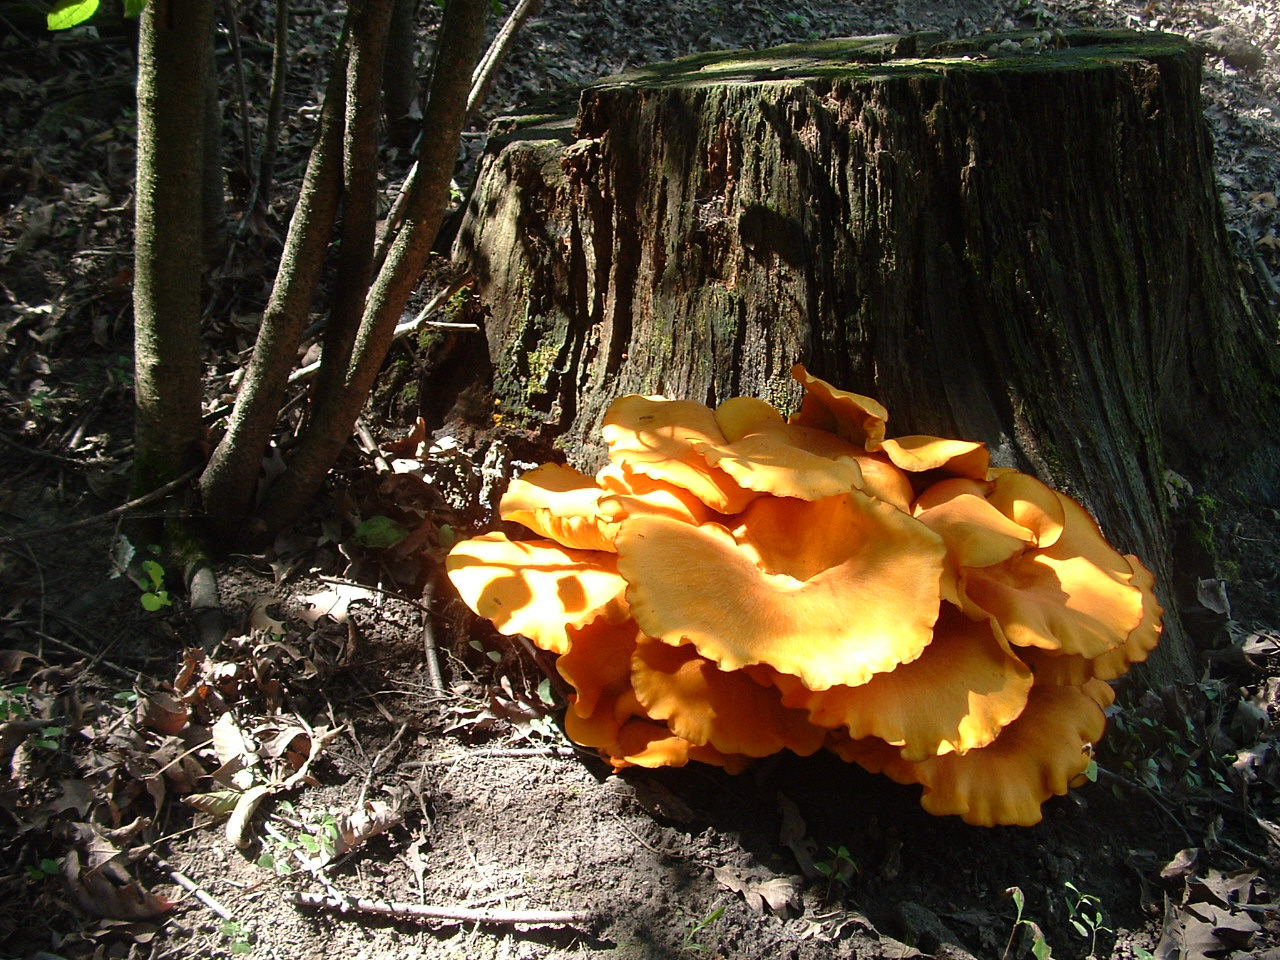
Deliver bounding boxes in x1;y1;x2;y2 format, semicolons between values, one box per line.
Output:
446;367;1164;826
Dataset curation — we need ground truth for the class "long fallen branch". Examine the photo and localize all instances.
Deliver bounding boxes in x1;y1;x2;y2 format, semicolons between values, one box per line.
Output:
0;466;200;545
293;890;594;927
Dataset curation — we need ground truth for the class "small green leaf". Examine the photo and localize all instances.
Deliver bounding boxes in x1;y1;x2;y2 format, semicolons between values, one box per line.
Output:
47;0;99;30
140;558;165;590
140;590;171;611
353;515;409;548
298;833;321;853
122;0;146;16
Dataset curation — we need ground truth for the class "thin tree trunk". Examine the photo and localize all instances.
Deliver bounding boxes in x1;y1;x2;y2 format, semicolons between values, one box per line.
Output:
133;0;215;494
202;21;226;261
199;30;350;539
312;0;394;410
253;0;489;533
383;0;419;144
257;0;290;206
467;0;541;117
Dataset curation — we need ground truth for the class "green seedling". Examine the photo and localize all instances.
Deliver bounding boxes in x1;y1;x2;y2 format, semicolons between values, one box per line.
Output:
1004;886;1052;960
297;814;340;862
31;724;62;751
682;904;726;955
219;919;253;955
0;685;31;721
1063;882;1111;958
138;558;172;611
814;845;858;888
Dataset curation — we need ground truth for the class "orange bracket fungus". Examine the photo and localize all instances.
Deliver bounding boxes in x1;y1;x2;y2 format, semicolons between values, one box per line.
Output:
445;365;1163;826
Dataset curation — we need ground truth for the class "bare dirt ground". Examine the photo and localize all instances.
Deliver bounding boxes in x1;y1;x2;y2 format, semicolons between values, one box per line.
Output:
2;1;1280;959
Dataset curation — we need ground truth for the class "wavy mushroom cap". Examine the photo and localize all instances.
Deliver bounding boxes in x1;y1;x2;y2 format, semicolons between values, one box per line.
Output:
955;484;1144;659
958;550;1142;659
772;605;1033;761
985;471;1067;549
788;364;888;450
555;617;639;720
615;492;946;691
847;451;915;511
713;395;786;440
896;684;1107;826
564;686;750;774
630;636;825;758
692;417;867;502
500;462;619;552
1090;554;1164;681
601;395;757;513
613;716;751;773
913;488;1036;605
877;435;990;484
1018;647;1094;688
595;465;721;528
445;533;627;654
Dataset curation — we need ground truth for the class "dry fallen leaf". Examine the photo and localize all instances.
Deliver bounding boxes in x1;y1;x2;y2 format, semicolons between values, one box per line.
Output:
777;791;818;877
712;865;802;918
61;848;173;921
299;584;377;624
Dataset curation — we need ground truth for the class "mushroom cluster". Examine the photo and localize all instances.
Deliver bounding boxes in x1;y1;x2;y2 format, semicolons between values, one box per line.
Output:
445;366;1162;826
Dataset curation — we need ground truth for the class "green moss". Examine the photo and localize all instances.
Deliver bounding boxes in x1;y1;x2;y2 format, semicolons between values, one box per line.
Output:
524;336;561;391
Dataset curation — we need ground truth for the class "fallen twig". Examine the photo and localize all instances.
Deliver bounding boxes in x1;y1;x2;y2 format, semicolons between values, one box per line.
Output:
420;575;446;698
293;890;594;927
148;853;232;921
15;624;143;685
0;467;200;545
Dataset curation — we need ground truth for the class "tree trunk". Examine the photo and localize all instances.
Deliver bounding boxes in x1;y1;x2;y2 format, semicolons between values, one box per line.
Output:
133;0;215;494
453;30;1280;684
383;0;419;146
250;0;489;534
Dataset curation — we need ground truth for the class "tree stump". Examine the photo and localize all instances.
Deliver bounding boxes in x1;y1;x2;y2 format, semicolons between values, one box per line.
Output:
453;29;1279;682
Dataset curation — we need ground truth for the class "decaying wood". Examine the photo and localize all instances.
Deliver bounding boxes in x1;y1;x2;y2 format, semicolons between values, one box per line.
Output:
454;29;1280;681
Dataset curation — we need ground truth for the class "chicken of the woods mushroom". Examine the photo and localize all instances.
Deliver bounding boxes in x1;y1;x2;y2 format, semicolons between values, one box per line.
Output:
445;365;1162;826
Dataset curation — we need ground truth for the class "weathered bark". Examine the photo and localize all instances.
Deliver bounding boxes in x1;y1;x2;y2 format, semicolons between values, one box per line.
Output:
133;0;215;493
455;30;1280;683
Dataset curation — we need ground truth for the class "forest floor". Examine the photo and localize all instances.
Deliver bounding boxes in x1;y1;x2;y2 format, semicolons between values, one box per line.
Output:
2;0;1280;958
